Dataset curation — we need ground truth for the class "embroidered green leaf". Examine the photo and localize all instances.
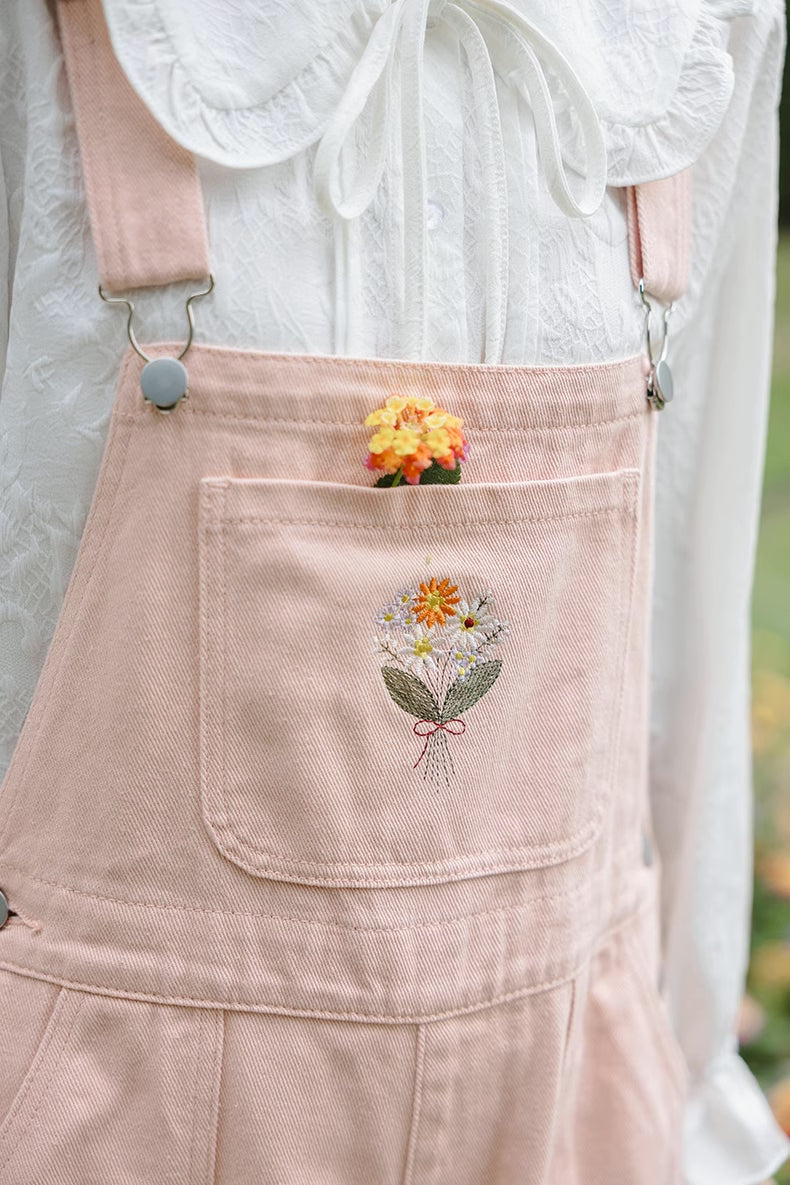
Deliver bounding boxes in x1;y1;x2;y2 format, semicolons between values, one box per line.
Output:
381;666;441;722
442;660;502;721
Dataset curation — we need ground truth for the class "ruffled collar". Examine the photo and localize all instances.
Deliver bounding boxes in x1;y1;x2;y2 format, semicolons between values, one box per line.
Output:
101;0;747;188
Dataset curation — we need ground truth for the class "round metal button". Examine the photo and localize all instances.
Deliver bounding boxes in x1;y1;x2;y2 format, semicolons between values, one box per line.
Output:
642;831;654;868
140;357;188;410
0;888;8;929
653;359;674;405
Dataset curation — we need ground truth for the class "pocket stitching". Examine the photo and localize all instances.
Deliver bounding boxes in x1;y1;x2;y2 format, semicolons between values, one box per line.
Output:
603;468;642;822
212;504;636;531
0;990;84;1173
0;988;63;1144
621;930;688;1100
205;815;606;882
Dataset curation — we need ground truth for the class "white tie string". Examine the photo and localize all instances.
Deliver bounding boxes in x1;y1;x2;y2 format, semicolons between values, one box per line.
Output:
442;2;509;363
314;0;408;220
466;0;607;218
398;0;431;359
313;0;607;361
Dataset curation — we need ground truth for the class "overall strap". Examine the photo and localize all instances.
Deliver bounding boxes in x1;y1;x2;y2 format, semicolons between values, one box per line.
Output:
626;170;692;305
625;170;692;410
56;0;210;292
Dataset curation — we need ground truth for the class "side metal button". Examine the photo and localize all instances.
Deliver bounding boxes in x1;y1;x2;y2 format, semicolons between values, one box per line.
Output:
140;356;189;411
0;888;9;929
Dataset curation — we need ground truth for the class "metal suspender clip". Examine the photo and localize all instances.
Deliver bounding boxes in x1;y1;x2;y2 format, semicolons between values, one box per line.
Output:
639;277;674;411
98;275;215;413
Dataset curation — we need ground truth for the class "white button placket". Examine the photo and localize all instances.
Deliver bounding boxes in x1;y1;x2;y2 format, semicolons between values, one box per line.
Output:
422;23;469;361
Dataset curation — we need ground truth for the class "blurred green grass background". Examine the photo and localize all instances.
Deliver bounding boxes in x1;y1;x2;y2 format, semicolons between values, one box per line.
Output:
742;233;790;1178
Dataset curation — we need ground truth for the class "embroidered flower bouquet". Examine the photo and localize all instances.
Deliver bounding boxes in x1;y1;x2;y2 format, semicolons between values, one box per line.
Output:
373;578;509;788
365;394;468;486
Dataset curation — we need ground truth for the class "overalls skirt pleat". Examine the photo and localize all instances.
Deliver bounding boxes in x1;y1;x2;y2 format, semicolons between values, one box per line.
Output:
0;2;691;1182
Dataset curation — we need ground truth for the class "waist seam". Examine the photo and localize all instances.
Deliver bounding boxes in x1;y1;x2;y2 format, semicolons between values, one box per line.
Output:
0;896;653;1024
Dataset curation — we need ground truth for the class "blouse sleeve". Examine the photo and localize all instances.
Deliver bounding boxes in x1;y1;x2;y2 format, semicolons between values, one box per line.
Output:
647;4;790;1182
0;27;13;388
0;148;9;389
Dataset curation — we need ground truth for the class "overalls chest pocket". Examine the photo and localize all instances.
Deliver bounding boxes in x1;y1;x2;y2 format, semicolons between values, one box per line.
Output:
197;465;641;888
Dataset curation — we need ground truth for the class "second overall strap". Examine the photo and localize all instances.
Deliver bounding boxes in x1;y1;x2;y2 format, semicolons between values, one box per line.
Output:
626;170;692;305
626;170;692;409
56;0;210;292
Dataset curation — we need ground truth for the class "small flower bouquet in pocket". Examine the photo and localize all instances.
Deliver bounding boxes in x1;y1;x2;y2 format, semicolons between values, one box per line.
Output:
365;394;468;486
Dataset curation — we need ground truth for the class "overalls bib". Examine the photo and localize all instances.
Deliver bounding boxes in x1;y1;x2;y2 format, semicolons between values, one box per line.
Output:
0;2;693;1181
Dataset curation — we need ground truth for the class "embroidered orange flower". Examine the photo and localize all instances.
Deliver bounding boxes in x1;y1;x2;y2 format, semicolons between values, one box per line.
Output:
364;394;468;486
414;577;461;627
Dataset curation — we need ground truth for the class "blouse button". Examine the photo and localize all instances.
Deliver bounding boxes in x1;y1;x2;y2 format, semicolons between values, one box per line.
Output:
642;831;654;867
427;198;445;230
0;888;8;929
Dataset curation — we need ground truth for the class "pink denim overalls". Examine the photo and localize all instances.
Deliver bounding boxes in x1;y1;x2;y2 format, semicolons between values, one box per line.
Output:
0;1;693;1181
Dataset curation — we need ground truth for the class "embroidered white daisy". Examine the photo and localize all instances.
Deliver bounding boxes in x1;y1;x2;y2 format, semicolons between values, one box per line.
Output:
375;586;421;631
375;603;404;630
448;598;496;647
448;623;480;653
393;585;418;609
399;626;440;675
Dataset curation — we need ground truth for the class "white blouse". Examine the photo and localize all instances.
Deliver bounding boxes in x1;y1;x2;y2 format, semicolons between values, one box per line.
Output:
0;1;788;1179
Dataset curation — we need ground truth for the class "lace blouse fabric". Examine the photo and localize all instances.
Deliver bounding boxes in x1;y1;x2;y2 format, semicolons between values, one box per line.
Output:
0;0;788;1180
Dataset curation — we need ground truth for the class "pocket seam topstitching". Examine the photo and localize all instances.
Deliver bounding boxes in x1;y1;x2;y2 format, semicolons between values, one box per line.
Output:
199;469;640;887
0;990;84;1174
621;928;688;1100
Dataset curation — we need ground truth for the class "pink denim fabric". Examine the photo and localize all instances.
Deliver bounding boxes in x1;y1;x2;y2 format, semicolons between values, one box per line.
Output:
0;1;691;1180
0;344;688;1182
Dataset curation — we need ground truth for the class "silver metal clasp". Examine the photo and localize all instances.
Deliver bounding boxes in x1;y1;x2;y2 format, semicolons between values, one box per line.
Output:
639;277;674;411
98;274;215;413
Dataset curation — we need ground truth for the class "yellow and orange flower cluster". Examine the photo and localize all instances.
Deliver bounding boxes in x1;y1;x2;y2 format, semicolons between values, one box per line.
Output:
364;394;468;485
